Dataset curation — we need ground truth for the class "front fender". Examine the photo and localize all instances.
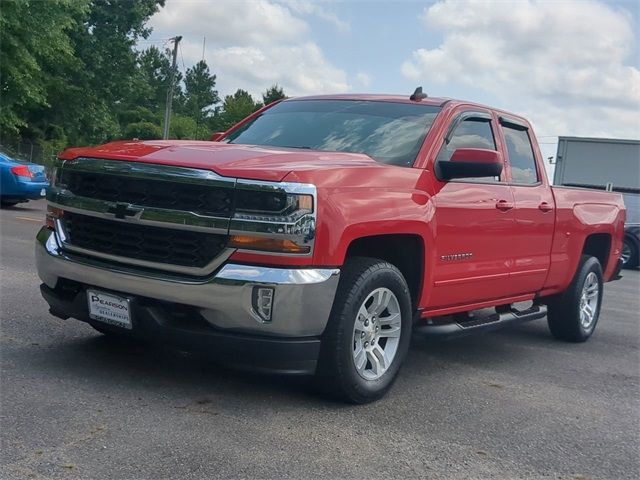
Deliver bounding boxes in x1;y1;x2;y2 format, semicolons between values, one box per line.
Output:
313;186;435;266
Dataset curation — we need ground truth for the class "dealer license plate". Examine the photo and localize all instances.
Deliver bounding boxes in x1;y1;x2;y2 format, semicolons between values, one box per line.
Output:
40;188;46;196
87;290;132;329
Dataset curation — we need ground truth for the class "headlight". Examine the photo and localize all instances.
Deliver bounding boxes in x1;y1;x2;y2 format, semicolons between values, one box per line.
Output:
229;183;316;255
234;191;313;221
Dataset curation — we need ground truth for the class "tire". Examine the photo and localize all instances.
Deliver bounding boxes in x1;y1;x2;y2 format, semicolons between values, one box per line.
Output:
546;255;603;342
316;257;413;403
621;236;639;269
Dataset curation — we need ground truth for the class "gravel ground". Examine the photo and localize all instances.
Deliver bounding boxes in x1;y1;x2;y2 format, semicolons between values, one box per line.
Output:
1;200;638;480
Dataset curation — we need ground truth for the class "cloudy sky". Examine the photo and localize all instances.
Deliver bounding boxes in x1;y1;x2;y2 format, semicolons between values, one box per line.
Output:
148;0;640;170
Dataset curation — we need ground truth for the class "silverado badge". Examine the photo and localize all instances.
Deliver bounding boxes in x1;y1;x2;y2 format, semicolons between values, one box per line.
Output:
441;253;473;261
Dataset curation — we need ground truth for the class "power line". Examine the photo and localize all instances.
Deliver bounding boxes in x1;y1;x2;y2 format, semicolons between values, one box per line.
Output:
140;37;172;42
137;38;174;47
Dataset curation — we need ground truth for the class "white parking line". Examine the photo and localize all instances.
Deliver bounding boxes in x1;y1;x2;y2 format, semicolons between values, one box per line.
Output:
15;216;42;223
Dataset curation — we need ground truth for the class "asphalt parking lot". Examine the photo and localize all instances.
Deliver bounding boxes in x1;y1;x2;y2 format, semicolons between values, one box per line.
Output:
1;200;638;480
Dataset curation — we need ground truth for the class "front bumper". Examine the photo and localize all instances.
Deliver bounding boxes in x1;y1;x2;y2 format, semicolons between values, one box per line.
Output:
36;227;340;374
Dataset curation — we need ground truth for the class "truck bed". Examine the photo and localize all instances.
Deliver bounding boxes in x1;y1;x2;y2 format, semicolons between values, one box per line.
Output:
544;186;625;288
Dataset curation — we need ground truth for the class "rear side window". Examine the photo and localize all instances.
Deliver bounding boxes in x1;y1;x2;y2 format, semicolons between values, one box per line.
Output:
501;125;539;184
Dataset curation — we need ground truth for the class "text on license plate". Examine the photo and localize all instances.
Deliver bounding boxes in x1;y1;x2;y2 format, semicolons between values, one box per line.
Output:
87;290;132;329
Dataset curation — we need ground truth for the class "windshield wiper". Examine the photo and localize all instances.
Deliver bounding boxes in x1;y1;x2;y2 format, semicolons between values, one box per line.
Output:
274;144;312;150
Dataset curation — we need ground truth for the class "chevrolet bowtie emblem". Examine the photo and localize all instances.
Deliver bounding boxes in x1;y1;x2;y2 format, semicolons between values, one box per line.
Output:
107;202;142;220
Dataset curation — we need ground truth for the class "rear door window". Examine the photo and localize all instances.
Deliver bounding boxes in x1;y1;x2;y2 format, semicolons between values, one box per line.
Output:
501;125;539;184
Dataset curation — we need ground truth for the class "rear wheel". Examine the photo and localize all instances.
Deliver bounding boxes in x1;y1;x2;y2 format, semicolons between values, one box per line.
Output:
546;255;603;342
317;257;412;403
621;237;639;268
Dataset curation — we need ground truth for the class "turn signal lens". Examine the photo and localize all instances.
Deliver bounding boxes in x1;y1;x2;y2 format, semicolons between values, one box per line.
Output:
229;235;310;254
297;194;313;212
46;206;63;230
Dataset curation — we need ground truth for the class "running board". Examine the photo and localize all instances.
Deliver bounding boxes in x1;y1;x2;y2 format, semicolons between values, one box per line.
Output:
415;305;547;338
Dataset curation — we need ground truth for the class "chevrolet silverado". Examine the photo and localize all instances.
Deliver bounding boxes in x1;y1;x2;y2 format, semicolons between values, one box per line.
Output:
36;92;625;403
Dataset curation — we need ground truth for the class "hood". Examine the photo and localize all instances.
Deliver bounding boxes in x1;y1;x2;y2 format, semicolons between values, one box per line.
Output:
59;140;379;182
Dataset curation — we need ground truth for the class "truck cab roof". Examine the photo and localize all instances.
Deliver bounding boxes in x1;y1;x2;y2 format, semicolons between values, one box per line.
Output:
287;93;451;107
283;94;531;126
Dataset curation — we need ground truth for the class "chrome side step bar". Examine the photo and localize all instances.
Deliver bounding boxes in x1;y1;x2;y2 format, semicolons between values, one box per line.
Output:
415;305;547;338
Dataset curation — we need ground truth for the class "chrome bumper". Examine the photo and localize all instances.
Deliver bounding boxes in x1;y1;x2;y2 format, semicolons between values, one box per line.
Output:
36;228;340;337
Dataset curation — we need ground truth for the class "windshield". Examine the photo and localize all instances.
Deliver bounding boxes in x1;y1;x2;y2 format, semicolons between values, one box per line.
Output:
225;100;441;167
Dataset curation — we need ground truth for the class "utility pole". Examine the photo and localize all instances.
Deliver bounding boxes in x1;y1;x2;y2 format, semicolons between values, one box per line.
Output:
194;35;206;140
162;35;182;140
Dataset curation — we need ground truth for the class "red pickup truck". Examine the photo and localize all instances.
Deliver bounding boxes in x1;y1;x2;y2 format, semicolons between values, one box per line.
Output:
37;92;625;403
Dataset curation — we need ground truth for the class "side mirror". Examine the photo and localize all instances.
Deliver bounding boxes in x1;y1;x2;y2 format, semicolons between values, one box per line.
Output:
435;148;503;181
210;132;225;141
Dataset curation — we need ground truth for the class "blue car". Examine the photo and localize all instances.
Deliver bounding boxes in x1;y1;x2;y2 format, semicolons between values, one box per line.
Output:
0;152;49;207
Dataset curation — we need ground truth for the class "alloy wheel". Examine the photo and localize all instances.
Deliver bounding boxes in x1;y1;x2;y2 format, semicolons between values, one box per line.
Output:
352;287;402;380
579;271;599;329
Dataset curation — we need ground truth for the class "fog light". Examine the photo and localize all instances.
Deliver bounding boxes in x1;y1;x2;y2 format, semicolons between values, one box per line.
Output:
252;287;274;323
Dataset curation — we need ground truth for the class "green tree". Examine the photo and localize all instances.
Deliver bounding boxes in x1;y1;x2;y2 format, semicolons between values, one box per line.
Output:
182;60;220;138
262;84;286;106
131;46;175;115
0;0;88;136
123;121;162;140
71;0;165;109
169;114;198;139
119;106;157;126
66;0;165;144
10;0;165;146
219;89;258;130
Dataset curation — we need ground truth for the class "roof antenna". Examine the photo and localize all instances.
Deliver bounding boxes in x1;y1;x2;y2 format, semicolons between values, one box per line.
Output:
410;86;428;101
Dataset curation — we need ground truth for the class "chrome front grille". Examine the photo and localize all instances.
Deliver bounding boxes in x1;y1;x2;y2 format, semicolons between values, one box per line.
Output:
48;157;317;274
62;212;227;268
49;158;236;275
60;169;233;216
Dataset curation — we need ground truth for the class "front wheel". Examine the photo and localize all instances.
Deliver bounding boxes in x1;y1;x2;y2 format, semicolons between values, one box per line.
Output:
317;257;412;403
546;255;603;342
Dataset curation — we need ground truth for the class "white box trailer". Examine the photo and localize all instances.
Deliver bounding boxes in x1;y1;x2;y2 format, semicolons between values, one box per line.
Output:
554;136;640;268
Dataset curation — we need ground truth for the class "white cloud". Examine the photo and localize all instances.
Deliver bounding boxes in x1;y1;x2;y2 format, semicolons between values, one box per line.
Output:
281;0;351;32
209;43;349;97
355;72;372;89
149;0;350;99
151;0;308;47
401;0;640;141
